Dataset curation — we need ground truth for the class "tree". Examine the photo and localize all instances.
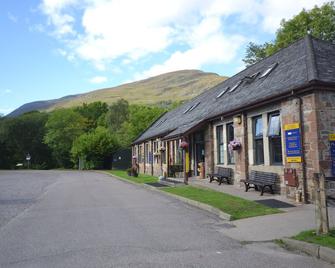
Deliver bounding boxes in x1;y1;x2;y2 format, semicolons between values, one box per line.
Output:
117;104;166;147
243;2;335;65
0;111;53;169
105;99;129;132
75;102;108;131
71;127;119;169
44;109;87;168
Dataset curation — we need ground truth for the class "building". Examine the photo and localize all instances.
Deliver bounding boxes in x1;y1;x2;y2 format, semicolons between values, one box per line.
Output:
132;36;335;202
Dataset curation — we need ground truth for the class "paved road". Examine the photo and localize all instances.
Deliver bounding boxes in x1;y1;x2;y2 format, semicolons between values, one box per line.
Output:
0;170;332;268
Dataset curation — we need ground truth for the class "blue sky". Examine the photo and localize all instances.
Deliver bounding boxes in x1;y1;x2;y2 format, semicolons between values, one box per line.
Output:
0;0;328;115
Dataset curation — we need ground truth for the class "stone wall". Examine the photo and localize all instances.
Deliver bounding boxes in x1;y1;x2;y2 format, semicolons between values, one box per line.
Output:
315;91;335;177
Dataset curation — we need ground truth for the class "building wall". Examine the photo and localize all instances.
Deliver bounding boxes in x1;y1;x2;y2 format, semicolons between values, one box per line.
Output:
134;90;334;202
315;90;335;176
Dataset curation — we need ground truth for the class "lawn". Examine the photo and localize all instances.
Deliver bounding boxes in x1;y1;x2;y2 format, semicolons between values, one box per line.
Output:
162;186;281;220
108;169;158;184
293;229;335;249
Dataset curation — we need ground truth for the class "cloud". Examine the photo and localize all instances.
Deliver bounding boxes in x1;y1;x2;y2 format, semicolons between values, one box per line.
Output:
89;76;108;84
259;0;328;33
0;89;12;96
39;0;330;78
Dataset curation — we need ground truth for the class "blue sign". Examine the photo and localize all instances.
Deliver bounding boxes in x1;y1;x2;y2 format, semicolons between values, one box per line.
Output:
330;139;335;176
285;124;302;163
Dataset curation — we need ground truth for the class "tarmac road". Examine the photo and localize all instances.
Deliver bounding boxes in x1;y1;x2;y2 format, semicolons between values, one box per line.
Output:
0;170;332;268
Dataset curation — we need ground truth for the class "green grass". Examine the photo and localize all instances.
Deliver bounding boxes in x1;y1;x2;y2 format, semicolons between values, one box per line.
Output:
293;229;335;249
161;186;281;220
108;169;158;184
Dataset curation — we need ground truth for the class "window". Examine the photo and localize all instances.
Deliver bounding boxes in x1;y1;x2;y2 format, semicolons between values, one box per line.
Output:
226;123;235;164
188;102;200;112
253;116;264;165
268;112;282;165
216;125;224;164
184;102;200;114
243;72;259;83
216;87;229;98
138;145;143;163
228;81;242;93
259;63;278;78
161;141;166;164
145;143;149;164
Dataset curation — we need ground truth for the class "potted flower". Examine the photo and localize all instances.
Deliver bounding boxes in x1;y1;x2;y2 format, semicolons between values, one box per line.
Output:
179;141;189;149
228;139;241;152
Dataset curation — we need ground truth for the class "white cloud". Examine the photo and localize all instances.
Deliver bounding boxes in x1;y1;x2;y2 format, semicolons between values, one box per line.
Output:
259;0;328;33
39;0;330;77
89;76;108;84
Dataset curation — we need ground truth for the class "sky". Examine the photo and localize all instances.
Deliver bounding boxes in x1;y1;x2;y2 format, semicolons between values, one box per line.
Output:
0;0;329;115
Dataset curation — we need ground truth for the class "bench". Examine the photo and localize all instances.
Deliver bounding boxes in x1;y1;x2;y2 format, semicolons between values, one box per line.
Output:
242;170;277;196
208;167;233;185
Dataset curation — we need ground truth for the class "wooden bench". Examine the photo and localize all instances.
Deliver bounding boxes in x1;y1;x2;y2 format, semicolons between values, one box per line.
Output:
208;167;233;185
242;170;277;196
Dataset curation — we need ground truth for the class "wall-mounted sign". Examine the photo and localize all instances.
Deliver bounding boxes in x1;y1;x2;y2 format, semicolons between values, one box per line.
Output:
330;134;335;176
284;123;302;163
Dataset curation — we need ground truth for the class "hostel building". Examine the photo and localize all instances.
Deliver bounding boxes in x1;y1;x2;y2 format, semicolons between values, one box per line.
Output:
132;36;335;202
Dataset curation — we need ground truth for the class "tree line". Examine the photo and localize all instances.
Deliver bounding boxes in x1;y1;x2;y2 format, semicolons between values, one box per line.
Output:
0;100;168;170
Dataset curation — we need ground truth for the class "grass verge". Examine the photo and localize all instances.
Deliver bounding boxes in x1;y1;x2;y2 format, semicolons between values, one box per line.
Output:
293;229;335;249
108;169;158;184
161;185;281;220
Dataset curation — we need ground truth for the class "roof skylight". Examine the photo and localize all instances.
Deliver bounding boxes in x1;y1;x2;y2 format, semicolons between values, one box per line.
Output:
188;102;200;112
216;87;229;98
183;106;192;114
259;63;278;78
228;81;242;93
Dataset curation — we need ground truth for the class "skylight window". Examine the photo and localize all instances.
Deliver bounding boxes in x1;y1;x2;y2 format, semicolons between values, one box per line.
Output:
183;106;192;114
243;72;260;83
188;102;200;112
228;81;242;93
216;87;229;98
259;63;278;78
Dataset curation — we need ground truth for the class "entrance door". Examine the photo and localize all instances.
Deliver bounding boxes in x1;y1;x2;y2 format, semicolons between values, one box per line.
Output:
194;132;205;177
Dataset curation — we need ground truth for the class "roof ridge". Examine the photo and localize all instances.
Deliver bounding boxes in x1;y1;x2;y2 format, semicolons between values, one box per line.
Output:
305;35;319;81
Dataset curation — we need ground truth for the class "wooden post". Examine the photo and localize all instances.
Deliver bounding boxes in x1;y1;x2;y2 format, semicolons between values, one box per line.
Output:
313;173;329;235
183;149;189;185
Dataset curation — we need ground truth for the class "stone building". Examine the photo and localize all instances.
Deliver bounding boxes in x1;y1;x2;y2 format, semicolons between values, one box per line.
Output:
132;36;335;202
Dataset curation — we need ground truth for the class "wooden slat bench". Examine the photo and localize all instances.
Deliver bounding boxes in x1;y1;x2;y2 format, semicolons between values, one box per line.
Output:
242;170;277;196
208;167;233;185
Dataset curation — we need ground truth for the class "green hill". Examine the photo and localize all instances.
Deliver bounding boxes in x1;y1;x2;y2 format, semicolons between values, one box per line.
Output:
9;70;227;117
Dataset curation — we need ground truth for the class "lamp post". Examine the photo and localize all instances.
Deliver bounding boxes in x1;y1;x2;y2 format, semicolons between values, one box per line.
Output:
26;153;31;169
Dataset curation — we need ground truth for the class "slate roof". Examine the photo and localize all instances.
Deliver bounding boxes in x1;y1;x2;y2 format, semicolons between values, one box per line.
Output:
133;36;335;144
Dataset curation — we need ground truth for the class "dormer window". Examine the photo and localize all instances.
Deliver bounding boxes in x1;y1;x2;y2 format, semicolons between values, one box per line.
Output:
216;87;229;98
260;63;278;78
228;81;242;93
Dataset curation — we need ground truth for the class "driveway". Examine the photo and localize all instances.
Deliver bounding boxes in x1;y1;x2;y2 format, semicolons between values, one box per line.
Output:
0;170;331;267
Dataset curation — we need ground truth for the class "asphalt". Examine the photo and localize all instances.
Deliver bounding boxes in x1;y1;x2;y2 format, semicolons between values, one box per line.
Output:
0;170;332;267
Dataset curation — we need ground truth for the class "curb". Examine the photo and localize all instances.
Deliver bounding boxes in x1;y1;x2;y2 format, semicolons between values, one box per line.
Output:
99;171;231;221
281;238;335;264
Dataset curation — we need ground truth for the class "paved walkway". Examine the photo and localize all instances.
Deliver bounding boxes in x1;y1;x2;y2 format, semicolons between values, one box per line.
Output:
167;176;335;242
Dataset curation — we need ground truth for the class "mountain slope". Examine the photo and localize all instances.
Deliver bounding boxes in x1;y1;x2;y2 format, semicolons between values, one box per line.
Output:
8;70;226;117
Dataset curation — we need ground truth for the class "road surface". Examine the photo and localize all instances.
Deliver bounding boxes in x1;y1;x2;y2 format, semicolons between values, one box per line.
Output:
0;170;331;267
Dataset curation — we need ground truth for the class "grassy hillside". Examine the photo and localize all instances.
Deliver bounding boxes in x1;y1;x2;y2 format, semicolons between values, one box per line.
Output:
49;70;226;109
